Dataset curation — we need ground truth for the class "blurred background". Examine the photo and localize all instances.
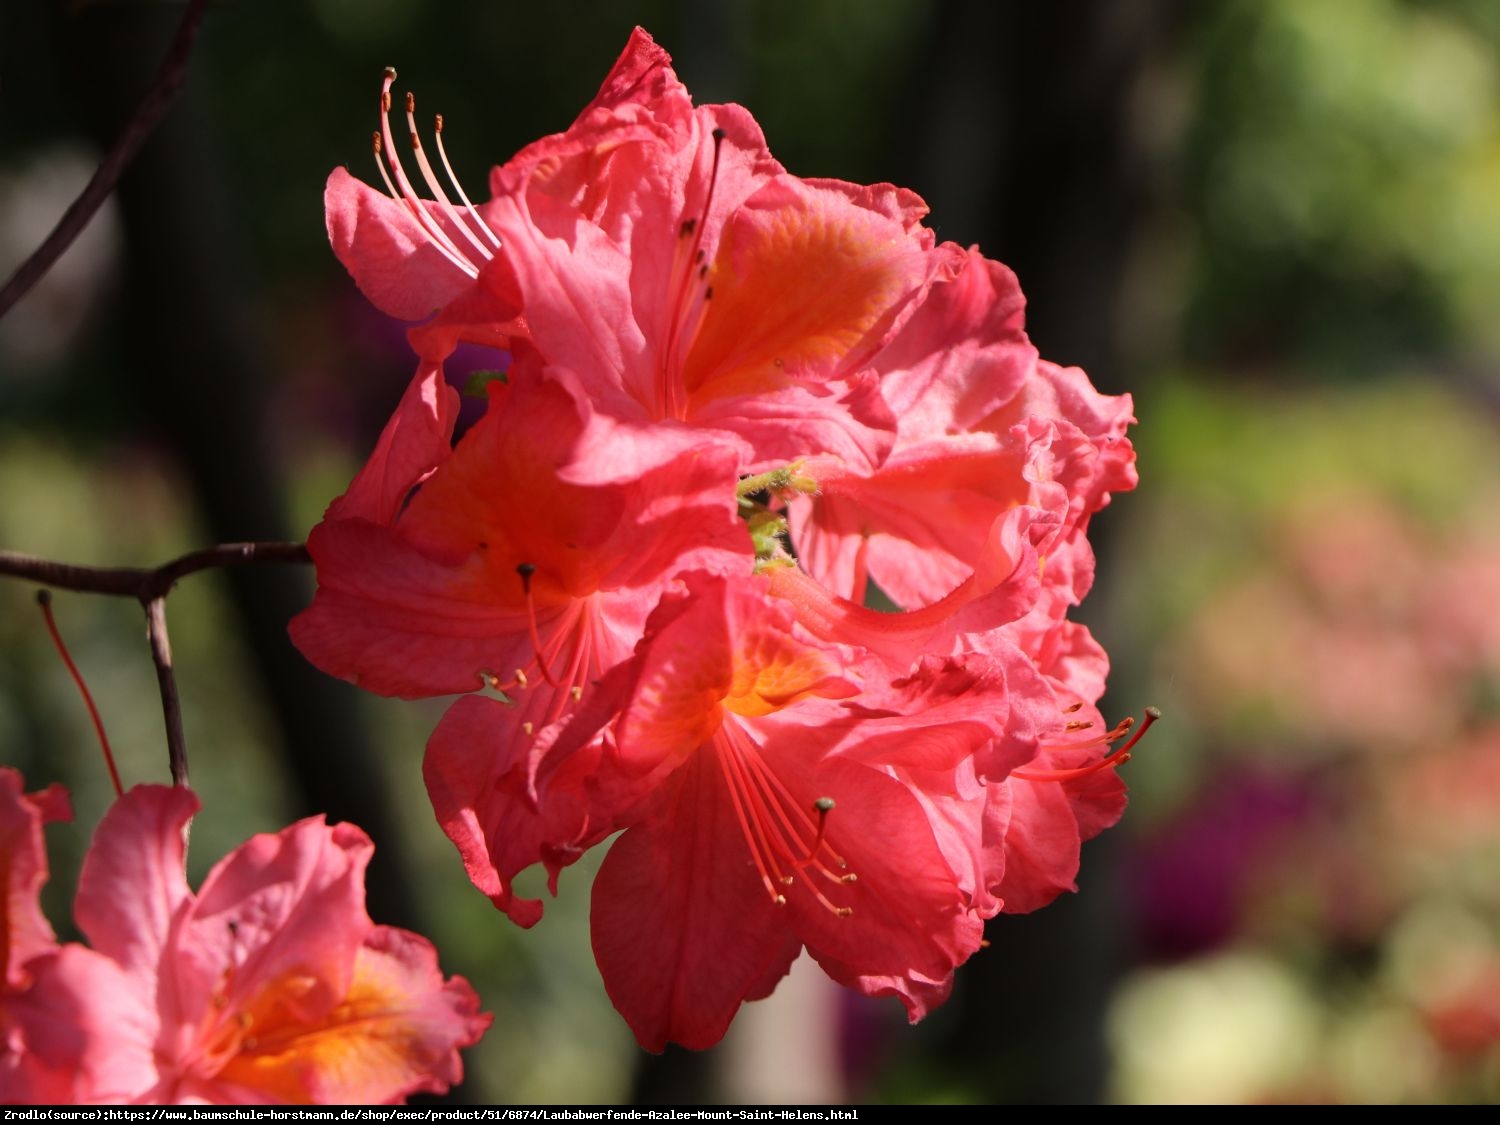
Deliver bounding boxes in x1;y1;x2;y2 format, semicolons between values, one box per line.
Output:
4;0;1500;1105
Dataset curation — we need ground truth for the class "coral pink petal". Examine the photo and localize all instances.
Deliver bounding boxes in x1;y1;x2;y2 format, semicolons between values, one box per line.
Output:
74;784;197;978
590;749;801;1052
0;770;70;984
325;364;459;526
325;169;474;322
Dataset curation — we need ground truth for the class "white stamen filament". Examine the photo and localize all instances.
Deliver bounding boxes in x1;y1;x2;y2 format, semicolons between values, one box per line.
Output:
403;92;495;262
435;114;503;249
378;69;478;279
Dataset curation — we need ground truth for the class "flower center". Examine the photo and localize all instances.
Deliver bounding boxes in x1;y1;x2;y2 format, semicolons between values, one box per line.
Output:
478;563;597;735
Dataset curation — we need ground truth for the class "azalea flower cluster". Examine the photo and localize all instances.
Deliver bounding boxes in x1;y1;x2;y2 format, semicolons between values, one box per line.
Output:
0;769;489;1104
292;28;1139;1052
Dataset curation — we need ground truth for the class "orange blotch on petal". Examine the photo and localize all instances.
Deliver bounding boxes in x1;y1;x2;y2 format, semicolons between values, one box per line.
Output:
683;179;927;404
215;928;488;1105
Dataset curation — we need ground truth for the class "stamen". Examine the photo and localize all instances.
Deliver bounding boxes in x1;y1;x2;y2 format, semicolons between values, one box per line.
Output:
377;69;478;279
1013;706;1161;783
37;591;123;798
713;722;855;918
402;91;495;261
516;563;560;689
371;132;402;201
715;741;789;905
434;113;503;248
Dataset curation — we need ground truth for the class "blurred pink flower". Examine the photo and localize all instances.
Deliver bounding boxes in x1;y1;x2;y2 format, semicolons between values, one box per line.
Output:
18;784;489;1105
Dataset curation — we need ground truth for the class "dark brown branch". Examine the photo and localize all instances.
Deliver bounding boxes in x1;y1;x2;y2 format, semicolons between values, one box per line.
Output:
0;0;211;321
0;541;309;601
2;540;309;786
144;597;189;787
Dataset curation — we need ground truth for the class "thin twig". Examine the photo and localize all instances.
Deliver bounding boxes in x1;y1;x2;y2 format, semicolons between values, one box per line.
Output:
3;540;310;787
144;597;188;787
0;541;310;600
0;0;212;321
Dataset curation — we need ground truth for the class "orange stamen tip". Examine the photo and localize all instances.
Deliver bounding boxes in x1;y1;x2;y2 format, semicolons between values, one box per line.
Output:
1064;701;1085;714
570;685;583;702
405;91;415;113
980;938;991;949
514;668;528;688
521;721;534;736
371;131;383;154
841;873;858;884
836;907;853;918
381;90;391;112
773;895;787;906
434;113;444;132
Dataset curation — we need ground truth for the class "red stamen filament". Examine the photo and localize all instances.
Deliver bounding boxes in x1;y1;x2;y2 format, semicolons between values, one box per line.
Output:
715;721;853;916
1013;706;1161;783
37;591;123;798
515;564;561;689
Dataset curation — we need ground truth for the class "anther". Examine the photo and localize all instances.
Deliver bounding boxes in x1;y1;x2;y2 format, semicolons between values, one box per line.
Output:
522;722;534;736
1064;701;1085;714
1014;707;1162;783
374;69;478;278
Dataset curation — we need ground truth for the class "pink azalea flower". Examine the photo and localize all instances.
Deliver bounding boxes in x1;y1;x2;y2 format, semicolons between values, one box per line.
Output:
306;25;1142;1054
26;784;489;1105
328;28;945;472
291;361;749;700
292;362;751;926
790;245;1136;612
0;768;74;1103
488;573;1035;1051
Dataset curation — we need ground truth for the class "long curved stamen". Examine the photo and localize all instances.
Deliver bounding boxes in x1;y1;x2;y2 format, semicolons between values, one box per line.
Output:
435;114;503;250
378;69;478;279
403;92;495;262
715;721;854;916
516;563;560;689
1013;706;1160;783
